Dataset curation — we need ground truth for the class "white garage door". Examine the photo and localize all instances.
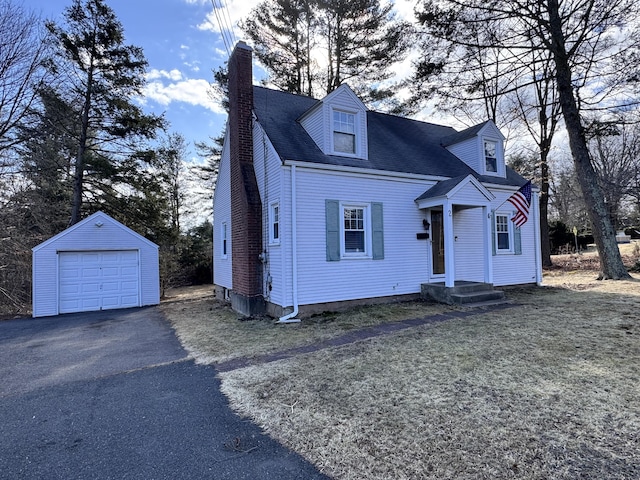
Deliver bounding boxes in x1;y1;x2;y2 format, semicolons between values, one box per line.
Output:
58;251;140;314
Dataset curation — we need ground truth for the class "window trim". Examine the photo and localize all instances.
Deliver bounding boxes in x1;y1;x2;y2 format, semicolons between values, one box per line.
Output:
484;139;498;174
340;202;371;259
269;202;280;245
494;213;512;253
331;109;359;157
326;200;383;261
221;222;228;259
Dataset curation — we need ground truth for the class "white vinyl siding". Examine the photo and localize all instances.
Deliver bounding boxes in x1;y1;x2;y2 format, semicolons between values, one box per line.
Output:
32;212;159;318
299;85;368;160
490;191;537;286
445;122;506;177
253;122;287;304
294;168;428;306
213;131;232;289
446;138;480;172
299;105;325;151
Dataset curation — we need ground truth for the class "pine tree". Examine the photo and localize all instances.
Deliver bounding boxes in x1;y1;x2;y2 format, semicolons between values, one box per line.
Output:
241;0;412;107
46;0;164;225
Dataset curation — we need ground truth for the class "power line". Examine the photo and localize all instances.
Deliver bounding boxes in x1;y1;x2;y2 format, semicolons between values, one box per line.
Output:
209;0;236;57
221;0;237;46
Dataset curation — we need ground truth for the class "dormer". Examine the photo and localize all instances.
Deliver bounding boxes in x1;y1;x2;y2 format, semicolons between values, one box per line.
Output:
299;84;368;160
442;120;506;178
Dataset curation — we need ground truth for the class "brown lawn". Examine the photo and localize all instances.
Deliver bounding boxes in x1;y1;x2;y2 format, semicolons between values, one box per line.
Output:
162;241;640;479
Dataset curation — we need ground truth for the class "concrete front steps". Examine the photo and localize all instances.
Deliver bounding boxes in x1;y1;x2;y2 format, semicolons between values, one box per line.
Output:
421;281;507;306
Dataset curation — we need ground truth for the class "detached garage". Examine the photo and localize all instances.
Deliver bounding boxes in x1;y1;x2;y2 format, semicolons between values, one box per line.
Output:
32;211;160;318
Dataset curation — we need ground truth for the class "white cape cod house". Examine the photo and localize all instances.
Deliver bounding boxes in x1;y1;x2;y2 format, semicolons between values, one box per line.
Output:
213;42;542;319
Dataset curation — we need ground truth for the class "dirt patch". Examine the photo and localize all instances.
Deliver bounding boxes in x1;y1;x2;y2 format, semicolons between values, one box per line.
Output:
546;240;640;274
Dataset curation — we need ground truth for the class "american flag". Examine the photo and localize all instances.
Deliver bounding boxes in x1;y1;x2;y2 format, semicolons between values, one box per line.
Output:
508;181;532;227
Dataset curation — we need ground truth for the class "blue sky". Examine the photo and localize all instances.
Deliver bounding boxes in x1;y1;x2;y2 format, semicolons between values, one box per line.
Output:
26;0;266;161
26;0;417;162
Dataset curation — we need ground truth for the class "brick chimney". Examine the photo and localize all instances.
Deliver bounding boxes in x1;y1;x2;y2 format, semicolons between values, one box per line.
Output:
228;41;264;316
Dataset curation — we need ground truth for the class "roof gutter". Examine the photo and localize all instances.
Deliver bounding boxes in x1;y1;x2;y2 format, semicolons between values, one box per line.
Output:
277;164;300;323
282;159;455;183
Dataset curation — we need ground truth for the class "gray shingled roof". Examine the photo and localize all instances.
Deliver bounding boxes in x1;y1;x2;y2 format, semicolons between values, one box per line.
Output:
440;121;491;146
415;175;470;201
252;86;526;187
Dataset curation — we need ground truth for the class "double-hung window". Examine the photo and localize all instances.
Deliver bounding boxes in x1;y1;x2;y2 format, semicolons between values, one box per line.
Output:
495;214;511;252
343;206;366;255
333;110;356;154
269;202;280;245
484;140;498;173
325;200;383;261
492;211;522;255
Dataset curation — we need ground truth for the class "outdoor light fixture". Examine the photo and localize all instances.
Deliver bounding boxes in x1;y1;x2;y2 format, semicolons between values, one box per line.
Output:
422;219;430;230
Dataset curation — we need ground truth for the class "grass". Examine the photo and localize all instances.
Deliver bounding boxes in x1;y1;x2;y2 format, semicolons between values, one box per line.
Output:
163;242;640;479
160;287;458;364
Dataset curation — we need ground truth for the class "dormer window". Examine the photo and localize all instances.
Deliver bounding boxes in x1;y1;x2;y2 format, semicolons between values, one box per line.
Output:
484;140;497;173
333;110;356;154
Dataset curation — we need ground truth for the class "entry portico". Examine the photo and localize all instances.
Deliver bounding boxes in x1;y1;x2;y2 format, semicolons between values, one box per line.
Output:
415;174;495;288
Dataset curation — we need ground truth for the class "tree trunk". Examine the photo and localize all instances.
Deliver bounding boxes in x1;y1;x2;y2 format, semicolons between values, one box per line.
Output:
70;40;97;226
547;0;630;279
70;84;92;226
540;157;553;267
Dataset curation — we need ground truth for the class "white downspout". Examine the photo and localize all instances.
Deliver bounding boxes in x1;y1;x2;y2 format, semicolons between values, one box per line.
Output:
277;164;300;323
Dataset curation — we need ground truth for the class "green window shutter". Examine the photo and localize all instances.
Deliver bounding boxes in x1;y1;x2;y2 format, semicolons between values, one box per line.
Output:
514;225;522;255
491;210;496;256
325;200;340;261
371;202;384;260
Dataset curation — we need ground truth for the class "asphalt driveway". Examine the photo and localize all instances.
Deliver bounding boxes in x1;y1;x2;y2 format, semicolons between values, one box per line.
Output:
0;307;329;479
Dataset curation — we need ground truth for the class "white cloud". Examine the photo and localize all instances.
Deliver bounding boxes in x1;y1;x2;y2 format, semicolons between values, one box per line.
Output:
392;0;418;23
143;76;224;114
197;0;260;35
147;68;184;82
183;61;201;73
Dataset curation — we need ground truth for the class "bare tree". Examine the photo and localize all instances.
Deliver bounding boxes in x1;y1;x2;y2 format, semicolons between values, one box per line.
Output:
415;0;637;279
587;121;640;228
509;53;563;267
0;0;49;156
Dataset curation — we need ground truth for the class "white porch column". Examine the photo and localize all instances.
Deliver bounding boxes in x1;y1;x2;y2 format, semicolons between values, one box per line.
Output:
483;205;493;284
444;201;455;287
